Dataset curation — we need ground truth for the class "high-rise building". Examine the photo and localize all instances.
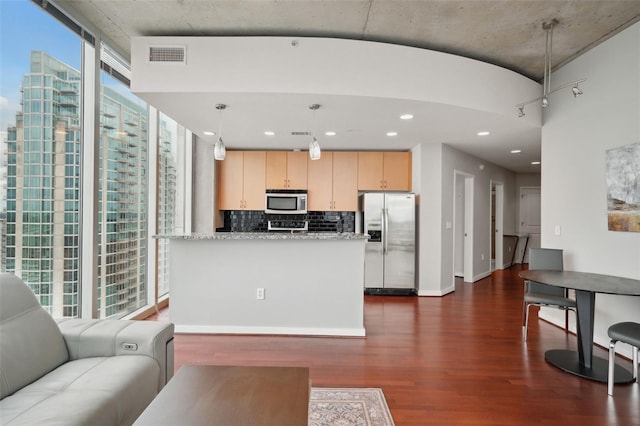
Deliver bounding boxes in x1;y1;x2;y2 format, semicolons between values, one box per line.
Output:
6;51;149;319
156;118;177;296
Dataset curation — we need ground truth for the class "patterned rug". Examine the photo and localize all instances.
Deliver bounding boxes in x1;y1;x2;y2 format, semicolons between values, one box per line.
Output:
309;388;395;426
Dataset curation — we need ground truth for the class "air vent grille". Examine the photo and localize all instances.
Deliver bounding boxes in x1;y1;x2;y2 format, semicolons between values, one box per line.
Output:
149;46;186;63
291;131;311;136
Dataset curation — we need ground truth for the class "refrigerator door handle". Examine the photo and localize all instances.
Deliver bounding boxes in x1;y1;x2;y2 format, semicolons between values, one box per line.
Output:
383;208;389;255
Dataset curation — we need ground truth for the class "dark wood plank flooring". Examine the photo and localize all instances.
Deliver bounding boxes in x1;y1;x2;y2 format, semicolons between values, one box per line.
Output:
147;265;639;425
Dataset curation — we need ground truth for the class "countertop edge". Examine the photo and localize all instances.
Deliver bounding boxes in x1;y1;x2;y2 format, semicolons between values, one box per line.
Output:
153;232;370;240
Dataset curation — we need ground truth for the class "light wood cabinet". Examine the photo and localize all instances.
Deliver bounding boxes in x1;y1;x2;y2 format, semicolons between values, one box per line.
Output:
308;152;358;211
218;151;266;210
357;151;411;191
266;151;308;189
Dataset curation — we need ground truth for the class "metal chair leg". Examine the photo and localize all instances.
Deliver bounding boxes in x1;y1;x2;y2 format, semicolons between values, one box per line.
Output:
608;340;617;396
633;346;638;382
523;304;531;341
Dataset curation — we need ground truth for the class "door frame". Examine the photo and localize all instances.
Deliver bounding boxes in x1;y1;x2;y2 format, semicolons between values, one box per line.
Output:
453;170;475;284
491;181;504;271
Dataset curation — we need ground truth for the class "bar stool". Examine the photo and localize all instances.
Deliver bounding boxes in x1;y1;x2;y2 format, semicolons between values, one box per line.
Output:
607;321;640;396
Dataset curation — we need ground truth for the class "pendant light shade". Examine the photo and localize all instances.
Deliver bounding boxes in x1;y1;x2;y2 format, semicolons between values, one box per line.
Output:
309;104;321;161
309;136;321;160
214;136;226;160
214;103;227;160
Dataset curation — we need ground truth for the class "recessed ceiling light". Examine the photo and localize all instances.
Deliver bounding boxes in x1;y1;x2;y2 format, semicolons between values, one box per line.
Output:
264;131;276;136
203;131;215;136
325;131;336;136
386;131;398;137
400;114;414;120
511;149;522;154
477;131;490;136
531;161;541;165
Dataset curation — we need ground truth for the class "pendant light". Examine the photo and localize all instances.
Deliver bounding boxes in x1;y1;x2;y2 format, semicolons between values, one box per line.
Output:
309;104;321;161
214;103;226;160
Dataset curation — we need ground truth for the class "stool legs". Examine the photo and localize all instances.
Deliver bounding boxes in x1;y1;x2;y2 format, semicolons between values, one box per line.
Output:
608;341;639;396
633;346;638;382
608;340;617;396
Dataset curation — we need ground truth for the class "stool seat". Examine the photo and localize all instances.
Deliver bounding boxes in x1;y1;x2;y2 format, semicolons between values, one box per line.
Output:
608;322;640;348
607;321;640;396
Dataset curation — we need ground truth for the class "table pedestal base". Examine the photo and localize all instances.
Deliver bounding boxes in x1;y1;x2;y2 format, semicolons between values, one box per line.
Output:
545;349;634;383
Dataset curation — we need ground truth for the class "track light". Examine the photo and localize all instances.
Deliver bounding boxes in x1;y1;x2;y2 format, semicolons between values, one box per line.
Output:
309;104;321;160
572;84;583;97
214;104;227;160
515;19;586;117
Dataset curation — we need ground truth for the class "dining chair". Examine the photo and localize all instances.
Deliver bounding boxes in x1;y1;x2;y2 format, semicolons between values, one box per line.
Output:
607;321;640;396
522;248;577;341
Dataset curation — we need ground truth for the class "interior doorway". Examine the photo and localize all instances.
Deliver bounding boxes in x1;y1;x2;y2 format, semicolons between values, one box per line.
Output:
491;181;504;271
453;171;474;283
519;187;541;263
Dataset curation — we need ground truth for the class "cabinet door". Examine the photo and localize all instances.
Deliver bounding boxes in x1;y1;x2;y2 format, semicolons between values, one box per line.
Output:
242;151;267;210
218;151;244;210
332;152;358;211
265;151;287;189
286;151;308;189
383;152;412;191
307;153;333;211
357;152;384;190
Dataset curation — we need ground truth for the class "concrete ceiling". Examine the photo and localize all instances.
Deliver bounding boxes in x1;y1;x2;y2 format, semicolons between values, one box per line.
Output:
54;0;640;174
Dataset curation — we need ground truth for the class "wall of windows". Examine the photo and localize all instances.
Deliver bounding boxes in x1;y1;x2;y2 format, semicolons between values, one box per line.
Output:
1;0;190;319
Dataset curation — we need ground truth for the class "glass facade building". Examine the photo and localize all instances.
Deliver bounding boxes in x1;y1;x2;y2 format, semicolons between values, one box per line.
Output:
6;51;150;318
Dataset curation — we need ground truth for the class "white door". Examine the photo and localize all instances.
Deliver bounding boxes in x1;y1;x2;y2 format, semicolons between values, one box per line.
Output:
491;182;504;271
519;187;541;263
463;176;474;282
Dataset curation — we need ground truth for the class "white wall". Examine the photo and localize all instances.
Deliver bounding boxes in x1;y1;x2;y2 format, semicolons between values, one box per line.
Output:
440;145;518;287
539;22;640;356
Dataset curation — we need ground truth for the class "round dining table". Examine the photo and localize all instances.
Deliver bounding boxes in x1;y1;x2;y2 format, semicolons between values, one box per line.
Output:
519;269;640;383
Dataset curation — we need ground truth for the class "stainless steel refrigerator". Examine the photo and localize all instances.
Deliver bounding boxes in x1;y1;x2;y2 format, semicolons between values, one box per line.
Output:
361;192;416;294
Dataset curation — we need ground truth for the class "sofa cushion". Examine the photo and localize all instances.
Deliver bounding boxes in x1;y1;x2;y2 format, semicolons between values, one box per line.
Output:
0;355;160;426
0;273;69;399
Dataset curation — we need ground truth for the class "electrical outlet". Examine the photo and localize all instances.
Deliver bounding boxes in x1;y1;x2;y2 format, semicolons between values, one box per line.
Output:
256;288;265;300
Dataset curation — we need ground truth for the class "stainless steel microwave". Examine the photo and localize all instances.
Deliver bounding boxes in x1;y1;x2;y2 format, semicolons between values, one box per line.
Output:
265;190;307;214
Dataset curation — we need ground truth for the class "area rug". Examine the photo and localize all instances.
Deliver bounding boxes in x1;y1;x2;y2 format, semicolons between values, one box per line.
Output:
309;388;395;426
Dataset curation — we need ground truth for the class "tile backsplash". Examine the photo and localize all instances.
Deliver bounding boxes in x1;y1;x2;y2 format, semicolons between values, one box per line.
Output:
219;210;355;233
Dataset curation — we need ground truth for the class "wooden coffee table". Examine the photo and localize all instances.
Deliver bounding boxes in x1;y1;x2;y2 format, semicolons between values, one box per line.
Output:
134;365;310;425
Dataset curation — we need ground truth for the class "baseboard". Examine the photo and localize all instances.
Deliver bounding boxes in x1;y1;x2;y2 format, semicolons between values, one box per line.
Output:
416;285;455;296
473;270;492;282
174;324;366;337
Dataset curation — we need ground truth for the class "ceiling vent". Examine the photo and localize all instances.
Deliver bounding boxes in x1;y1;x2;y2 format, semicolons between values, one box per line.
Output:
148;46;186;64
291;131;311;136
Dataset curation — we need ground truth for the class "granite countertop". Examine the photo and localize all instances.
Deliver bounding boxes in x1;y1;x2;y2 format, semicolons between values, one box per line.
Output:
154;232;369;240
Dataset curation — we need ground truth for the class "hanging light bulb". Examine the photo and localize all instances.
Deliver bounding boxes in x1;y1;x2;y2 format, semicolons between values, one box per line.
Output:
309;104;321;160
214;104;226;160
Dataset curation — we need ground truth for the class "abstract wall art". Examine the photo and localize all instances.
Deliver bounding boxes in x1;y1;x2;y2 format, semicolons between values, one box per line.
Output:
606;142;640;232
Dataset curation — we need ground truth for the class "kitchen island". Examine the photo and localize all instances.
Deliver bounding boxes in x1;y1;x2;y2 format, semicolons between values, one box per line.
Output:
156;233;368;337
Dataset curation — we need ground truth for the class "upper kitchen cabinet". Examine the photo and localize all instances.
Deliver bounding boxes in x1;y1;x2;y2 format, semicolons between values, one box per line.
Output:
218;151;266;210
357;152;412;191
266;151;308;189
308;152;358;212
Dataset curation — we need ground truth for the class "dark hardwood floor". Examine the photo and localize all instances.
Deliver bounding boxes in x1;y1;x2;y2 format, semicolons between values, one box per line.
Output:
147;265;639;425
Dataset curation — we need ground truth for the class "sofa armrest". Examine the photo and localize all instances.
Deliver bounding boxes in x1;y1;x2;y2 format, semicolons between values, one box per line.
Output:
56;319;174;390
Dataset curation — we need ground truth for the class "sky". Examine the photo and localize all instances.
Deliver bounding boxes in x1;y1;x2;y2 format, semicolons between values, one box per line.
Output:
0;0;82;136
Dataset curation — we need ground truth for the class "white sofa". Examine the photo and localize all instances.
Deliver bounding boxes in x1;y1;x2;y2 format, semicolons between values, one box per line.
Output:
0;273;174;425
